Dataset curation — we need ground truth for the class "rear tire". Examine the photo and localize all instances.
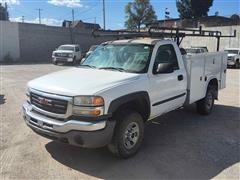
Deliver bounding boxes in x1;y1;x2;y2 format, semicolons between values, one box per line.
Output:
196;87;215;115
53;61;58;65
107;110;144;158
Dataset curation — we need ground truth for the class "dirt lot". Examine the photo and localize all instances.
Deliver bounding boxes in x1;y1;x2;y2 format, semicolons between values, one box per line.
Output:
0;64;239;180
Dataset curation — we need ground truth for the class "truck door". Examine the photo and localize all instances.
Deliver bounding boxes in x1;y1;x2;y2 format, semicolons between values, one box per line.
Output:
148;42;187;118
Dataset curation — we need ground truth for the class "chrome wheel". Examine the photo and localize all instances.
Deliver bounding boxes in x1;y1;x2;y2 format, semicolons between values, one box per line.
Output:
123;122;139;149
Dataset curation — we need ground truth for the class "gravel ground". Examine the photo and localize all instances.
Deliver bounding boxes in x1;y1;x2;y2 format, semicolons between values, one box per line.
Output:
0;64;239;180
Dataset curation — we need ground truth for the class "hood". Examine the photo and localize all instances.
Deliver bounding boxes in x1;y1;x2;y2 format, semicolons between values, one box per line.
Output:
227;54;237;57
28;67;140;96
53;50;74;54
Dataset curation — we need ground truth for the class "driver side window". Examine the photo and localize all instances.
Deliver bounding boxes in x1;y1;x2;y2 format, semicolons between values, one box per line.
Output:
154;44;179;70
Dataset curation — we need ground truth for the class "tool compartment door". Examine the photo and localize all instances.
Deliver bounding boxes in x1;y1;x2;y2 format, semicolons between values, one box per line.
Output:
185;54;206;104
220;53;227;89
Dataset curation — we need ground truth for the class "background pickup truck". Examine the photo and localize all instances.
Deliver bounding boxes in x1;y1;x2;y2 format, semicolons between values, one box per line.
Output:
52;44;82;65
224;48;240;68
23;37;227;158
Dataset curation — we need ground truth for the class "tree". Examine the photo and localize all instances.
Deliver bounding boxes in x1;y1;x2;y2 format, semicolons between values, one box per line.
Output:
125;0;157;31
176;0;213;19
0;3;9;21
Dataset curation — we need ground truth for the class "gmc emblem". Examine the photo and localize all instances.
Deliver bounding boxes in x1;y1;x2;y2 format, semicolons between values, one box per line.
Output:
38;97;52;106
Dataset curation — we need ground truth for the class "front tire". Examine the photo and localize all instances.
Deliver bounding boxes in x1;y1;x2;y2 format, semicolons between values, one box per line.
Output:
72;57;77;66
108;110;144;158
235;60;240;69
196;87;215;115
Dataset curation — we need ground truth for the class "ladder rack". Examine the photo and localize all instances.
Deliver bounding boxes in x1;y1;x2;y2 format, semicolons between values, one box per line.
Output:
92;26;237;51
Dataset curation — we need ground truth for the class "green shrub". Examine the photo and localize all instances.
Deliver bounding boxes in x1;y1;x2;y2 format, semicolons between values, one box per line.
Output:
3;52;13;63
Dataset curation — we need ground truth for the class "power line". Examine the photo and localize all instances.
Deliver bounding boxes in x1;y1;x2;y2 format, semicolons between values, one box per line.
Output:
8;5;36;19
36;8;43;24
74;4;99;16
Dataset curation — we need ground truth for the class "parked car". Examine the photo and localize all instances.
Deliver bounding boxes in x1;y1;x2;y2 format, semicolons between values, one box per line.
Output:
185;46;208;55
224;48;240;68
52;44;82;65
23;38;227;158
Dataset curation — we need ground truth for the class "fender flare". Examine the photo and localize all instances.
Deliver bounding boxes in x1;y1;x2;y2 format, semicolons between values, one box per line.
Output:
204;76;219;98
107;91;151;120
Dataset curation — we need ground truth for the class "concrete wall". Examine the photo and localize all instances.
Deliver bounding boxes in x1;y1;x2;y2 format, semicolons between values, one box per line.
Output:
18;23;110;62
181;26;240;52
0;21;110;62
0;21;20;61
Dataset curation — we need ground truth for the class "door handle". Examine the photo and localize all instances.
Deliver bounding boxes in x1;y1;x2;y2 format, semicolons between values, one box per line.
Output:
178;75;184;81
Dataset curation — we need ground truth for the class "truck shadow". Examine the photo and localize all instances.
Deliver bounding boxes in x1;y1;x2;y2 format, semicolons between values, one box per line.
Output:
45;104;239;179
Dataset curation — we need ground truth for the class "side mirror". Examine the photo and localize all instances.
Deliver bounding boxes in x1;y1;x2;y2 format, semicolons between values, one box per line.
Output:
153;63;174;74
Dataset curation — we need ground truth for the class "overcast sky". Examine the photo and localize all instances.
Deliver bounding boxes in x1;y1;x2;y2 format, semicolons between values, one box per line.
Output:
1;0;239;29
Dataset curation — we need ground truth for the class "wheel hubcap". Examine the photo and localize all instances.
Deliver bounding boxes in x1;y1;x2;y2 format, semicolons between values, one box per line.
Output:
206;92;213;109
123;122;139;149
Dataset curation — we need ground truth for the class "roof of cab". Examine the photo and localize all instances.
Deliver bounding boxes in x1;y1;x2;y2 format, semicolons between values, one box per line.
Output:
60;44;79;47
106;38;173;45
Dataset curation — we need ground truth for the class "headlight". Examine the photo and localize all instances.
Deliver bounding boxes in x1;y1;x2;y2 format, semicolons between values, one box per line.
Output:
73;96;104;116
72;106;104;116
73;96;104;107
68;54;73;57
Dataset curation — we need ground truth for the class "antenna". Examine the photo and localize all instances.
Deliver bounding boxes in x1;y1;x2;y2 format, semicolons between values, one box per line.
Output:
21;16;24;23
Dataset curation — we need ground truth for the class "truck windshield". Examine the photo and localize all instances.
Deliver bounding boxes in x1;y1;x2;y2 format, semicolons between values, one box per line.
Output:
225;50;239;54
81;44;153;73
58;46;74;51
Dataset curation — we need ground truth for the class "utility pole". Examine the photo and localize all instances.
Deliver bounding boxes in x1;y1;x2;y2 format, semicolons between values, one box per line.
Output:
21;16;24;23
102;0;105;30
164;8;170;27
36;8;43;24
72;9;75;24
5;2;9;20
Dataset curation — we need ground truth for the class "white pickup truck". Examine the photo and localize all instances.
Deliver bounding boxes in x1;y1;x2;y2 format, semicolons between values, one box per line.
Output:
23;38;227;158
224;48;240;68
52;44;82;65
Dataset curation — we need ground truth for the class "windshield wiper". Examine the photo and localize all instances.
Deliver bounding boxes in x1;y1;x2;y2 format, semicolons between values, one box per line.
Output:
79;64;96;69
99;67;126;72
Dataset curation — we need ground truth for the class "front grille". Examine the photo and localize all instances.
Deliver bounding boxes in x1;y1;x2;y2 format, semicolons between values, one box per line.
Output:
30;92;68;114
228;57;233;61
55;53;69;57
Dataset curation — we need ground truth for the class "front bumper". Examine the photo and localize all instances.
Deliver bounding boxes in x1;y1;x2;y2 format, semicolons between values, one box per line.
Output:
52;57;73;62
227;61;236;66
23;102;115;148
